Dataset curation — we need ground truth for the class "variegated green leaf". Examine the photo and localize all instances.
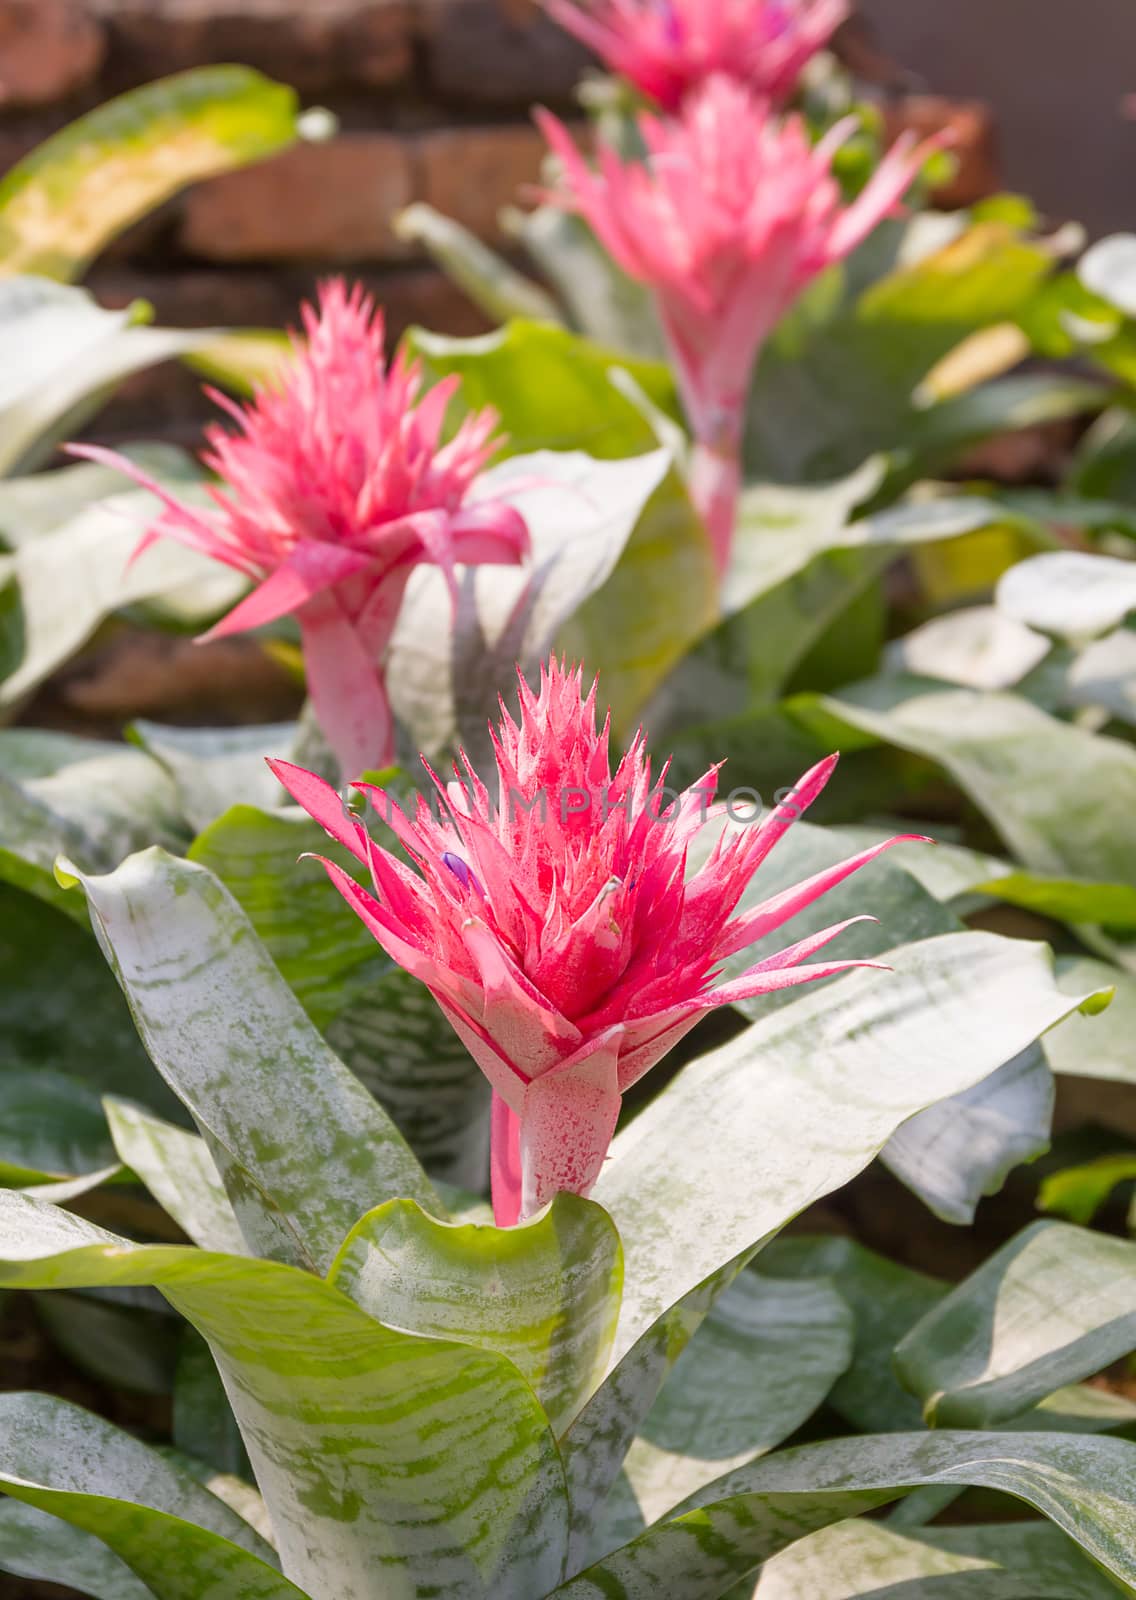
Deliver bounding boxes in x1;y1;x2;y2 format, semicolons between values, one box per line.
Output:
553;1431;1136;1598
59;848;441;1271
593;932;1108;1362
0;1390;288;1599
104;1097;246;1255
895;1220;1136;1428
792;679;1136;898
0;1192;570;1600
0;1498;153;1600
329;1194;622;1434
753;1517;1128;1600
0;729;186;919
0;1070;116;1187
189;802;490;1187
1046;955;1136;1084
174;1327;252;1480
594;1273;853;1558
0;68;300;281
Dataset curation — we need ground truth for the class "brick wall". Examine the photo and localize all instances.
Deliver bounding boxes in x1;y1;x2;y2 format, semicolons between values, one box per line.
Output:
0;0;592;443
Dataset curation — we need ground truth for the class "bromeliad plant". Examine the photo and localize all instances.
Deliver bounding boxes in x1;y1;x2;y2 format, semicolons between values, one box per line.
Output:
271;659;919;1223
0;660;1131;1600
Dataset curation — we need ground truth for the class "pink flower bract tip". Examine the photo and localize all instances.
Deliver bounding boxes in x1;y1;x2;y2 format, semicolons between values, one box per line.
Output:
270;658;921;1226
546;0;849;110
68;279;529;780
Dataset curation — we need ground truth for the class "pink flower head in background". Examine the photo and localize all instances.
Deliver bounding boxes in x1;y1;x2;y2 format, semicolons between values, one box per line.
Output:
537;77;938;574
270;659;923;1225
546;0;848;110
70;280;529;780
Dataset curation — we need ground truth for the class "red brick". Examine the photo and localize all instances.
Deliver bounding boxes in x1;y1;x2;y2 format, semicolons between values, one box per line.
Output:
418;0;590;108
883;96;1001;210
90;0;412;92
181;135;415;263
418;124;546;242
0;0;105;107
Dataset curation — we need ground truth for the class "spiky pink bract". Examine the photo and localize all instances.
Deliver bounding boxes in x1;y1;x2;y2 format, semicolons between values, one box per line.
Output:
547;0;848;110
271;660;923;1225
69;280;529;779
537;77;937;573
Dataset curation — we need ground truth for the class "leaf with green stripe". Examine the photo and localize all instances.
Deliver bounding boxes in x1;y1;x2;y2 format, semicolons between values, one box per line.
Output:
753;1517;1130;1600
329;1194;622;1434
0;1498;154;1600
0;1390;290;1600
895;1219;1136;1428
552;1430;1136;1599
59;848;442;1271
0;1192;571;1600
0;68;300;281
104;1097;247;1255
593;931;1108;1362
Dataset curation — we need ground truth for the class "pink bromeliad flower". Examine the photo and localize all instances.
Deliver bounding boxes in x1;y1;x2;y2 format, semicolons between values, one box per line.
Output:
70;281;529;779
546;0;848;110
270;660;922;1225
537;77;938;575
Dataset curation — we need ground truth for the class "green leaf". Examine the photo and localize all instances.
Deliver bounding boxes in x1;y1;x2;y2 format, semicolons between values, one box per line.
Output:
1040;1153;1136;1226
0;1070;116;1186
997;550;1136;639
60;848;441;1272
395;204;564;326
887;604;1051;691
0;445;200;547
174;1327;251;1480
597;1273;853;1554
0;278;218;476
0;67;300;281
659;482;1031;727
407;320;677;460
0;1498;153;1600
592;931;1109;1361
552;1430;1136;1598
760;1236;946;1433
1046;955;1136;1084
189;801;491;1187
754;1517;1128;1600
880;1045;1054;1226
104;1098;247;1254
188;805;381;1031
792;679;1136;894
895;1219;1136;1428
0;1390;290;1599
745;221;1056;484
0;480;245;709
0;729;187;919
0;884;183;1119
388;447;671;765
132;722;298;834
329;1194;623;1434
0;1193;571;1600
1064;628;1136;727
32;1286;180;1396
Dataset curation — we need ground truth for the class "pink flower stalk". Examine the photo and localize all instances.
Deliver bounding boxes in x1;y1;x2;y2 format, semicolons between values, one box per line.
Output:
69;281;529;780
269;660;923;1226
546;0;848;111
536;78;937;574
